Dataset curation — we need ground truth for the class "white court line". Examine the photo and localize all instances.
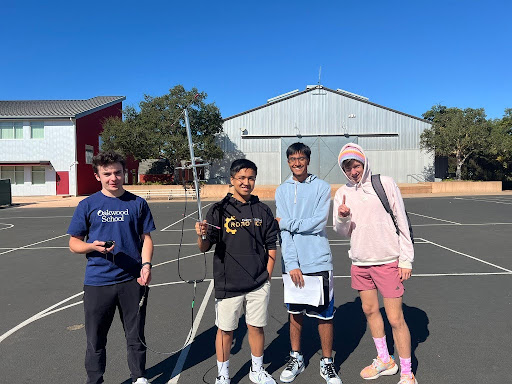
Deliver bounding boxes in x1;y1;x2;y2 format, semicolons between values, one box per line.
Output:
0;279;208;344
155;243;204;247
405;272;512;277
2;268;510;346
414;222;512;227
454;197;512;205
161;202;214;231
459;196;512;202
38;301;84;319
271;272;512;279
168;279;214;384
148;280;192;288
0;223;14;231
153;251;213;267
0;234;68;256
422;237;512;273
408;212;461;225
0;291;84;343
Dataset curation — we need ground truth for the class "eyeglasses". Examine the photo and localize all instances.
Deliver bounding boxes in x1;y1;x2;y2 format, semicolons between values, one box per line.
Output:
233;176;256;183
287;156;308;163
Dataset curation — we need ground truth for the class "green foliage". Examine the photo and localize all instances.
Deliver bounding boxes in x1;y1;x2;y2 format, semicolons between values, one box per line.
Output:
421;106;512;184
420;105;492;180
101;85;224;168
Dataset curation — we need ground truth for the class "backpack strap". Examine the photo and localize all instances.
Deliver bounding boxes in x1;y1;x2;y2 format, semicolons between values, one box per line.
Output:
371;174;400;236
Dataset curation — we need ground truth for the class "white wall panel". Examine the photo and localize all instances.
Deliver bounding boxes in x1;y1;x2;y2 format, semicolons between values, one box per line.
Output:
0;120;76;195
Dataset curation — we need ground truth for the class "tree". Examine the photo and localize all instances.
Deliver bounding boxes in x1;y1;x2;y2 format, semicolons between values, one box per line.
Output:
101;85;224;174
488;108;512;182
420;105;491;180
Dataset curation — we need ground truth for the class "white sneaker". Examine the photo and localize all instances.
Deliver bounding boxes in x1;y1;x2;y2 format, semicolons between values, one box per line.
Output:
320;357;342;384
249;367;276;384
133;378;149;384
279;351;305;383
215;375;230;384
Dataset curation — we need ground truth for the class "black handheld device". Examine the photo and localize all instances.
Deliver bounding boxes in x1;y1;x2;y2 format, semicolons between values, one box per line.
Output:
104;240;115;248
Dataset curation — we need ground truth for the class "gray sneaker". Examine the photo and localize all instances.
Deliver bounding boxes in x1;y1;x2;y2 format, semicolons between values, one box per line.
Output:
279;351;305;383
320;357;342;384
132;378;149;384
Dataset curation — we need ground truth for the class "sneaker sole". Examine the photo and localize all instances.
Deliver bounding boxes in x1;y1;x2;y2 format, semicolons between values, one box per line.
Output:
279;365;305;383
361;364;399;380
249;371;277;384
319;369;342;383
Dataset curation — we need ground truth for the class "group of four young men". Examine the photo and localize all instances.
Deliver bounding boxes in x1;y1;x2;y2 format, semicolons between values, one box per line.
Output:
68;142;417;384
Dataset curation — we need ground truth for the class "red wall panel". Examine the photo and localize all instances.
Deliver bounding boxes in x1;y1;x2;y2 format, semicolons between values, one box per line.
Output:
75;103;140;195
56;171;69;195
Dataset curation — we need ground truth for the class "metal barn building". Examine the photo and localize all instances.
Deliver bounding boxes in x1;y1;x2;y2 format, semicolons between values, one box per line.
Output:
210;85;433;185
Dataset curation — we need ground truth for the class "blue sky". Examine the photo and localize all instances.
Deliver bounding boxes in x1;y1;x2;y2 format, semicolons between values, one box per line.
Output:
1;0;510;119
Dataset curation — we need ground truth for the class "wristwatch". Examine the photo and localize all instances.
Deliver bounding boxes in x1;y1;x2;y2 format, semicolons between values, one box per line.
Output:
141;262;152;269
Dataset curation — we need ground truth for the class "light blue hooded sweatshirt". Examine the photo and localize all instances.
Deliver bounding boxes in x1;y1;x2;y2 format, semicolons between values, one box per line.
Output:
275;174;333;273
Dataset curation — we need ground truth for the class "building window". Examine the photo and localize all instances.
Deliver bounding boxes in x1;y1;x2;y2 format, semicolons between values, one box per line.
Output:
85;145;94;165
32;166;46;185
0;166;24;184
31;122;44;139
0;122;23;139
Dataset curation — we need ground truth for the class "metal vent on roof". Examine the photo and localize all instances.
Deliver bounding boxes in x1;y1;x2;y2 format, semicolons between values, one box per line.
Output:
336;89;369;101
267;89;300;103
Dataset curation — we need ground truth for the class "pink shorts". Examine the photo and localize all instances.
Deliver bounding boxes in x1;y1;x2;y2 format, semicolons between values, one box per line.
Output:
351;261;404;298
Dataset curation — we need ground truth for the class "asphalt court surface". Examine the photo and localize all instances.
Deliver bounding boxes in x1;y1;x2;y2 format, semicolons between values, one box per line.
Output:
1;195;511;383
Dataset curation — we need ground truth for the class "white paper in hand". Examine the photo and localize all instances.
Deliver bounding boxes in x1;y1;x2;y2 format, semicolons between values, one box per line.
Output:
283;273;324;306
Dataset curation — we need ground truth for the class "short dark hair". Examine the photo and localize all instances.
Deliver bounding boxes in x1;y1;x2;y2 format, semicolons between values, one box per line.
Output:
342;158;363;170
230;159;257;177
286;142;311;160
92;151;126;174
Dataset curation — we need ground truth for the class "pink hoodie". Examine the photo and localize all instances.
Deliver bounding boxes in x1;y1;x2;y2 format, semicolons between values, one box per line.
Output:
332;143;414;269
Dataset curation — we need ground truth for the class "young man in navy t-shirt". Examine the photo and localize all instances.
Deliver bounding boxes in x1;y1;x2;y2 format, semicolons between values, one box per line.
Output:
68;151;156;384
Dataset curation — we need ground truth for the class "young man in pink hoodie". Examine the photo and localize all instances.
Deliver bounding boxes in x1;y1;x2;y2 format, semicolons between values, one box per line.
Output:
332;143;418;384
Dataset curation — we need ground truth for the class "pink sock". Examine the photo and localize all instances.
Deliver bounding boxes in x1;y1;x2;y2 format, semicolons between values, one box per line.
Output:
399;357;412;377
372;336;390;363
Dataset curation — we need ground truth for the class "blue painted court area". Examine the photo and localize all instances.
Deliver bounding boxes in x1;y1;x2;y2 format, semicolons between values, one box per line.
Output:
0;195;511;383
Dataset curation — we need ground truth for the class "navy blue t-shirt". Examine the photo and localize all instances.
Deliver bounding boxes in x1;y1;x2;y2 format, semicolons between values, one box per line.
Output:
67;191;156;286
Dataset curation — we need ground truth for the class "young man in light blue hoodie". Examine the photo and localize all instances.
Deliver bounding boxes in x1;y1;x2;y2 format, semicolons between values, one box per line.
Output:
275;143;342;384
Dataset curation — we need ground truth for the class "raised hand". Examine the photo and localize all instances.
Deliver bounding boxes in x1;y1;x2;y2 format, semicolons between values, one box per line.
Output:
338;195;351;217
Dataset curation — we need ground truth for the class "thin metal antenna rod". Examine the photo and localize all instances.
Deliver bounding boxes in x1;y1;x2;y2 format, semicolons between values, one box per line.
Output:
183;108;205;238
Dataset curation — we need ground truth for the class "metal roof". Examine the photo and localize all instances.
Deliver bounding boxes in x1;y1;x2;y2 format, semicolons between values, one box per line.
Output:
223;86;428;123
0;161;51;166
0;96;126;119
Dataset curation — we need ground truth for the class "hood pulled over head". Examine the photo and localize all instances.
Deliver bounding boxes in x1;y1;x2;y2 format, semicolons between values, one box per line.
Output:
338;143;371;186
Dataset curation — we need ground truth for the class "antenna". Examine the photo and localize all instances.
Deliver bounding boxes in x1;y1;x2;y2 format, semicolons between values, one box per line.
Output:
313;65;327;96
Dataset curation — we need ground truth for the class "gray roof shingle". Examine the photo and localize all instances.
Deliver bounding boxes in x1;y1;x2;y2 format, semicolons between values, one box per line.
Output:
0;96;126;119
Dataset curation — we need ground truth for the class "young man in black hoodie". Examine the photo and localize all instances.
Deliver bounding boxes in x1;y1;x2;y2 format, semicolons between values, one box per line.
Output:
196;159;278;384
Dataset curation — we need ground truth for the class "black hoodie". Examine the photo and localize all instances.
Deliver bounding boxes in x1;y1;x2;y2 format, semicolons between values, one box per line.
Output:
205;193;278;299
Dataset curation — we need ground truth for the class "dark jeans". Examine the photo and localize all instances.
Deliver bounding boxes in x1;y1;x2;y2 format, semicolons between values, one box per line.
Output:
83;279;148;384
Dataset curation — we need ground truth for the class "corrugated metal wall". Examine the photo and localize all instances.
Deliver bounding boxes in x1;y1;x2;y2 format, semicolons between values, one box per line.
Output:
211;88;432;184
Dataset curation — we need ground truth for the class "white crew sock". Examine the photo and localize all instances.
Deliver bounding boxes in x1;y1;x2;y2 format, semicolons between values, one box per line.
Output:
217;359;229;378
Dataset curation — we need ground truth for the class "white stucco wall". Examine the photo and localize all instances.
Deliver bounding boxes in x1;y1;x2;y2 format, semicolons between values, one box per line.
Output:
0;120;76;196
